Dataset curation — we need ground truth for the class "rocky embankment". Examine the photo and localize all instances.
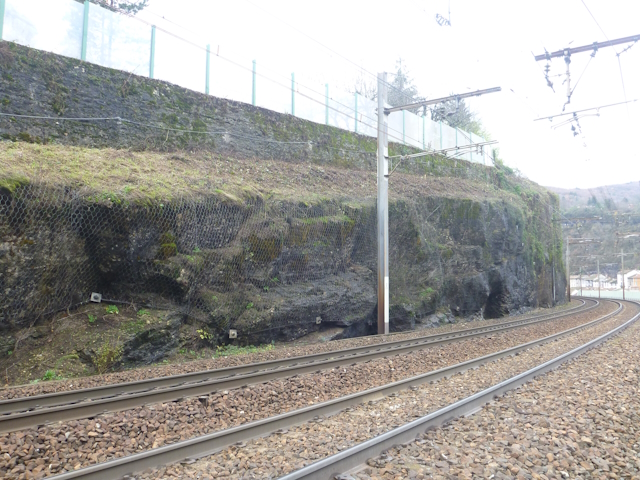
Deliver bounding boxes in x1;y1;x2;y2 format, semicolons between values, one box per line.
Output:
1;40;565;369
1;143;564;348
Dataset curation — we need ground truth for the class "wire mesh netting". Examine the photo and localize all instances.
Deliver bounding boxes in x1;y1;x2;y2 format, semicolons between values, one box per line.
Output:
0;182;378;343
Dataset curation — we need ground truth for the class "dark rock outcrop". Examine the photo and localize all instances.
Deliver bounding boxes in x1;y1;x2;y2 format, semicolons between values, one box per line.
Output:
1;183;566;348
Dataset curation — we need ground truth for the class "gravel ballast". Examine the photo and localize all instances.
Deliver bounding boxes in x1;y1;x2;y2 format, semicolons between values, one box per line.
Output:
0;301;618;479
350;308;640;479
150;301;638;480
0;302;582;401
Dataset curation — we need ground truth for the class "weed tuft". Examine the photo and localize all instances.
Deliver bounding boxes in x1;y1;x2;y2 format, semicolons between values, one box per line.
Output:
214;342;275;358
92;341;123;374
42;369;59;381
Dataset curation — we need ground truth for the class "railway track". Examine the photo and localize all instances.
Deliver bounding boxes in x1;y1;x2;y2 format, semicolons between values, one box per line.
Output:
0;299;598;433
281;299;640;480
30;298;631;480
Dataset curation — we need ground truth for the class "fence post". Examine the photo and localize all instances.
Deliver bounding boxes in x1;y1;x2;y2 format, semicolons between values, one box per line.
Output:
0;0;5;41
354;92;358;133
422;114;425;149
469;132;472;162
439;121;442;149
291;72;295;116
81;0;90;61
205;44;210;94
402;110;405;144
149;26;156;79
325;83;329;125
252;60;256;106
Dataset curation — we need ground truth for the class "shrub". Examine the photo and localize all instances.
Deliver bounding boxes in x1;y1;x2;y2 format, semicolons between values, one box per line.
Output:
42;370;58;381
92;341;123;374
105;305;119;315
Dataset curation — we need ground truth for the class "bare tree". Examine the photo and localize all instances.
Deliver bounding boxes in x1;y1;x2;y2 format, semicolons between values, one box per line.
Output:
431;97;486;136
348;58;423;111
73;0;148;15
348;70;378;101
348;58;491;139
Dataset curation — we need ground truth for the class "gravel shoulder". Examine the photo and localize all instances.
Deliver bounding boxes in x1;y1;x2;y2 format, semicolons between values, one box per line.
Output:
350;304;640;480
150;301;638;480
0;301;581;401
0;301;616;479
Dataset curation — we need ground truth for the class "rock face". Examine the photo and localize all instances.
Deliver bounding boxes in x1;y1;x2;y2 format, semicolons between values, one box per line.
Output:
120;312;183;365
0;182;565;346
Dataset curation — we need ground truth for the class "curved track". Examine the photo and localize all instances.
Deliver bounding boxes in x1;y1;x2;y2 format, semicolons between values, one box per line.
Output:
0;300;598;432
33;298;632;480
280;299;640;480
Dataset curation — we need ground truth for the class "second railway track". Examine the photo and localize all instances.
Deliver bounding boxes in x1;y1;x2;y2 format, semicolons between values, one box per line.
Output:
0;300;599;432
18;298;632;480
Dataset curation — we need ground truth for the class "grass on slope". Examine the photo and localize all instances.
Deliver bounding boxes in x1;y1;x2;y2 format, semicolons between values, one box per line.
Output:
0;141;533;206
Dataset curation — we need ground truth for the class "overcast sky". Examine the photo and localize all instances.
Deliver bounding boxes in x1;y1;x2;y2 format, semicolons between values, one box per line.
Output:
135;0;640;189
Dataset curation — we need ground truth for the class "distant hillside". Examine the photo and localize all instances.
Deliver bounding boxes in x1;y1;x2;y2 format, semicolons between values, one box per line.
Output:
547;182;640;277
547;182;640;213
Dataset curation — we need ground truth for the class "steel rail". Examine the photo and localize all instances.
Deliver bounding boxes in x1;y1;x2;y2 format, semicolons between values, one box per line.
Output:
43;299;626;480
0;300;592;417
0;301;599;432
281;299;640;480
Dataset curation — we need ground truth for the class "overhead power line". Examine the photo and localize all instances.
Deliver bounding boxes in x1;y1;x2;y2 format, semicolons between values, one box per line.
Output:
579;0;610;41
578;0;636;118
0;111;462;160
0;112;368;150
534;99;638;122
87;1;428;148
241;0;416;105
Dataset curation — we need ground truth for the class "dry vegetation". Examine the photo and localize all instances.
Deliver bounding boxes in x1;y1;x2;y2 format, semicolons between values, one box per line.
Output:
0;142;534;206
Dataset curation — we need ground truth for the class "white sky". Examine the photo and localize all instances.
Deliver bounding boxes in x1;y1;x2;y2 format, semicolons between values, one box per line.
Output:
136;0;640;189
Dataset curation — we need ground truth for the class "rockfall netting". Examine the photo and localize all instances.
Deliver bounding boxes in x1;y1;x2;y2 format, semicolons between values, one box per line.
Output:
0;182;379;342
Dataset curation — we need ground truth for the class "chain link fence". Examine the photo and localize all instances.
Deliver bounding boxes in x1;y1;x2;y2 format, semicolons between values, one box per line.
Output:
1;181;379;344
